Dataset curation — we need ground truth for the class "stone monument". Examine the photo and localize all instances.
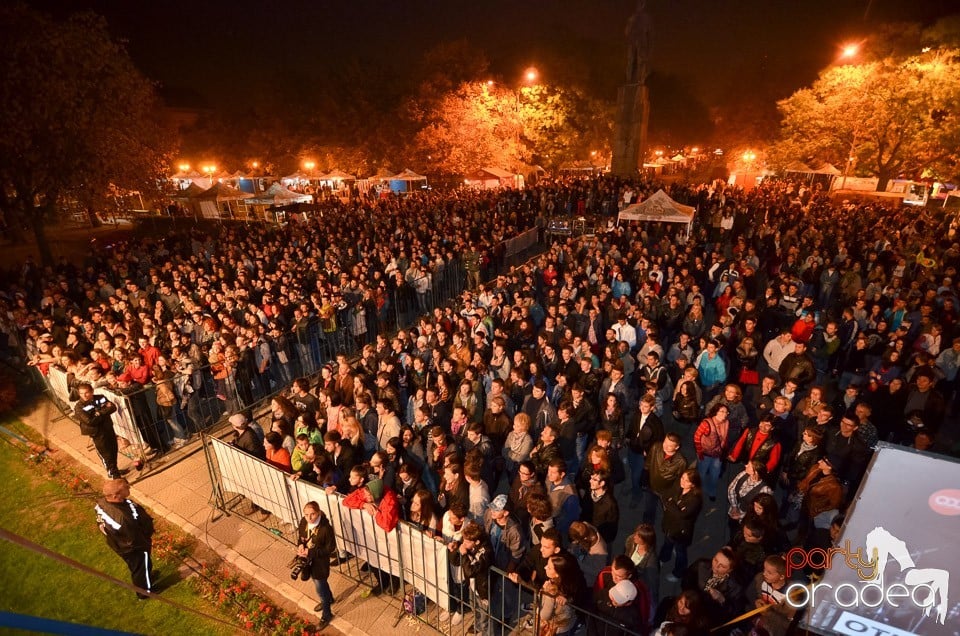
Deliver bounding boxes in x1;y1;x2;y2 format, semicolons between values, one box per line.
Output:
611;0;651;179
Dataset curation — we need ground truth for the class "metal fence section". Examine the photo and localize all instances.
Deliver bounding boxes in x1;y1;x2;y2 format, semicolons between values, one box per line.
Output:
203;434;646;636
29;234;549;473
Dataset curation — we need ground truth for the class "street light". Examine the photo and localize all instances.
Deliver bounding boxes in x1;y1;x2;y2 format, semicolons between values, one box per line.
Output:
524;66;539;84
742;151;756;163
178;163;190;172
303;160;316;171
841;43;859;59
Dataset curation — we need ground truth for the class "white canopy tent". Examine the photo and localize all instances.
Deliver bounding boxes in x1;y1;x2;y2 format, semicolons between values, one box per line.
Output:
244;183;313;206
388;168;429;194
192;182;254;220
617;189;696;236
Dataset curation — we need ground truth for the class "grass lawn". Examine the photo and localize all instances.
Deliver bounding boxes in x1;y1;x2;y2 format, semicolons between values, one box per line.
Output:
0;419;239;635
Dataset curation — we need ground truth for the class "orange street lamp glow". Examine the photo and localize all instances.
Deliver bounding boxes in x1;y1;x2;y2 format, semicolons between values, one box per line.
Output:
303;160;316;171
524;67;539;83
251;161;259;169
841;44;859;58
742;151;756;162
178;163;190;172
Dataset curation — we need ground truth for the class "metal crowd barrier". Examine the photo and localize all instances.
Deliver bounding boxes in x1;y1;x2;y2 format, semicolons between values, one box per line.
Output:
32;238;549;473
203;435;645;636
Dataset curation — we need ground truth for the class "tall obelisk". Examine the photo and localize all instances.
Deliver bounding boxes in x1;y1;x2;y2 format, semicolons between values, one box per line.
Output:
611;0;651;179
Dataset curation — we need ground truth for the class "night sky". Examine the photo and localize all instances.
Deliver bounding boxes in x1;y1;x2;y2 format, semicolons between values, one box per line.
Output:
25;0;960;138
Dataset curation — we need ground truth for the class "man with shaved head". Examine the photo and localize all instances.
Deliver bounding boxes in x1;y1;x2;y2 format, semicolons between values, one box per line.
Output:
95;479;155;599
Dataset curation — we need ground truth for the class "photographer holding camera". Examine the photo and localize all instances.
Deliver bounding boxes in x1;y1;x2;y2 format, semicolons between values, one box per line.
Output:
74;382;123;479
295;501;337;628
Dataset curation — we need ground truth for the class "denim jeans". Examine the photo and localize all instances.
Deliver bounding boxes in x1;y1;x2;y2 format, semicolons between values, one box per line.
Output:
659;536;689;578
698;455;723;499
575;434;589;467
312;575;334;621
472;591;490;634
626;448;645;500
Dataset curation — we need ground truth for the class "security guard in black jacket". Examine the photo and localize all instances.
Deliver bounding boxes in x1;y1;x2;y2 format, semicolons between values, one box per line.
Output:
95;478;155;599
74;382;121;478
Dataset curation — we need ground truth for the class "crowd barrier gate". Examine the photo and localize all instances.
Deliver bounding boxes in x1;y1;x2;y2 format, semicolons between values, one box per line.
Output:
204;434;645;636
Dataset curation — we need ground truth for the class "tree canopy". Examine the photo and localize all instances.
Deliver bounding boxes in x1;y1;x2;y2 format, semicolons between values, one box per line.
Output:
406;79;611;176
0;4;174;263
769;48;960;190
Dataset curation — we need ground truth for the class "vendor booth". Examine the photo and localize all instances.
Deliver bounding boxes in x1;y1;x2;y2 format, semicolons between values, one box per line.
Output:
617;188;696;236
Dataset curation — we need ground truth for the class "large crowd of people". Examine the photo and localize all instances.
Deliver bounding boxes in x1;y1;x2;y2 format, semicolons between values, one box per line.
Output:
5;175;960;635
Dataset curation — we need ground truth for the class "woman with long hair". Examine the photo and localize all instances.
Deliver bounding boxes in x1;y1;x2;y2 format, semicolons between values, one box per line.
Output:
693;403;731;502
672;374;701;426
652;589;711;636
599;392;626;448
624;523;660;618
153;355;189;449
502;412;534;482
727;459;773;539
407;488;440;536
576;444;612;497
659;469;704;582
796;457;843;541
271;395;300;429
792;386;826;429
400;425;427;467
742;492;790;552
295;411;323;445
735;336;760;387
537;553;581;636
271;418;296;456
341;415;366;455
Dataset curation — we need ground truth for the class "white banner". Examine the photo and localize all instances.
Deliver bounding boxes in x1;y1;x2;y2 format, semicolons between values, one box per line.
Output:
210;437;449;606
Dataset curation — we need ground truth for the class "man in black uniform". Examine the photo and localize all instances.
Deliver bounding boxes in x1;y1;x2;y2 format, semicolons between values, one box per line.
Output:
74;382;122;478
95;478;155;599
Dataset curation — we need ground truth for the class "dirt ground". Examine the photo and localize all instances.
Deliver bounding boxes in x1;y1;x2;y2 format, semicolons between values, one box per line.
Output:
0;221;134;270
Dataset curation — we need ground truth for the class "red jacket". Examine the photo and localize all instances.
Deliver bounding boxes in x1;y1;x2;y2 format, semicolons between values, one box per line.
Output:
342;487;400;532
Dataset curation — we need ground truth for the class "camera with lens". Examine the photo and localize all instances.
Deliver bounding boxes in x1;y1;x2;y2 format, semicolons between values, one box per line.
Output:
290;556;312;581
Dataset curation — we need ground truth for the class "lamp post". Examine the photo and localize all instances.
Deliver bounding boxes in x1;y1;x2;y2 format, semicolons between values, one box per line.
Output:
836;42;863;191
515;68;539;172
742;151;757;188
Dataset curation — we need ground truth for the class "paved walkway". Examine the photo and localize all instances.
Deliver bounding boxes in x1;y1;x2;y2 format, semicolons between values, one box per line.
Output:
21;398;434;636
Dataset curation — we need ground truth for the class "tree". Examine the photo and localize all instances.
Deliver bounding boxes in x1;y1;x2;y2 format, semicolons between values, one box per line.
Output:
517;85;613;171
411;81;521;176
0;5;174;263
770;48;960;191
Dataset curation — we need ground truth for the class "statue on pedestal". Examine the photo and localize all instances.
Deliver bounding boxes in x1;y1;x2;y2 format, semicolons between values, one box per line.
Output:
611;0;652;178
625;0;651;85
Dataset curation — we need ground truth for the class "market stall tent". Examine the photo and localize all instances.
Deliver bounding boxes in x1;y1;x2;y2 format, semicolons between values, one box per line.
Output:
192;182;254;220
245;183;313;221
464;167;523;190
389;168;429;194
617;189;696;233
